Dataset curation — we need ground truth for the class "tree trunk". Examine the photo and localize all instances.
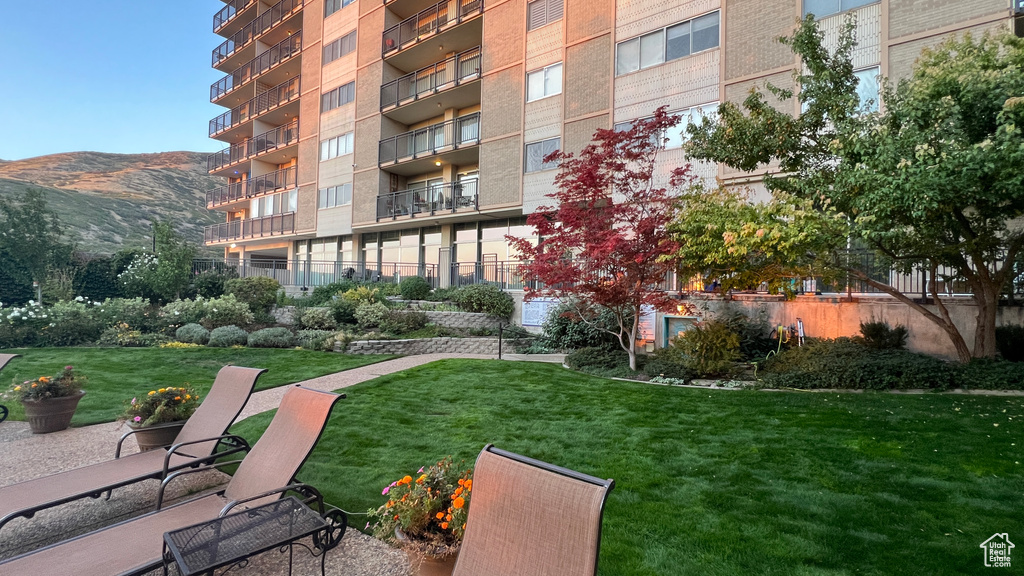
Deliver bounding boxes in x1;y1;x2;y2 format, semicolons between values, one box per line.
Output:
972;285;1000;359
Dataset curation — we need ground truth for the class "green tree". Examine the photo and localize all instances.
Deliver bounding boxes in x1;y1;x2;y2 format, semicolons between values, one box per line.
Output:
0;189;75;304
120;221;197;303
679;18;1024;362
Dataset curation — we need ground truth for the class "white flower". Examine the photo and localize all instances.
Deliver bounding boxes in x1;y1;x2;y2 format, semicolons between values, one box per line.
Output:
75;296;84;302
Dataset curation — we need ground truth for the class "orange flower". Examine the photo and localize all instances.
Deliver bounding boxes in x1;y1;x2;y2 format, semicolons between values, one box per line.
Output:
38;376;50;383
465;480;472;490
401;475;412;484
416;474;427;484
454;487;463;496
174;396;181;401
453;497;465;509
457;479;465;486
441;522;449;529
386;501;393;508
436;512;444;519
446;514;452;521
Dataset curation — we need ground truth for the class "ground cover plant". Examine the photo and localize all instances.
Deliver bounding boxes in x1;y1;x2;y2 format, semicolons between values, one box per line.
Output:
231;359;1024;576
1;348;394;426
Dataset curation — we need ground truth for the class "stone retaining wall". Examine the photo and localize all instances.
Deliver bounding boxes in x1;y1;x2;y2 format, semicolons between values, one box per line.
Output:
422;311;504;330
342;337;499;355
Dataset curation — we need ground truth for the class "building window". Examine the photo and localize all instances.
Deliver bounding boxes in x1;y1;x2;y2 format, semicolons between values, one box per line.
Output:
321;82;355;113
320;132;354;161
616;11;719;76
613;102;718;149
854;67;880;113
527;0;564;31
250;190;297;217
525;138;560;173
318;183;353;208
526;63;563;102
325;0;354;18
323;30;357;65
803;0;876;18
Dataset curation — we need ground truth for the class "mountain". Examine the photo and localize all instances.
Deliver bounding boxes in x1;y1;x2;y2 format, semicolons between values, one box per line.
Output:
0;151;222;255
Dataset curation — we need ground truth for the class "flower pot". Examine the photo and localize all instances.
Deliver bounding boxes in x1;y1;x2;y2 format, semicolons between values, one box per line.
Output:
128;420;187;451
22;391;85;434
395;528;459;576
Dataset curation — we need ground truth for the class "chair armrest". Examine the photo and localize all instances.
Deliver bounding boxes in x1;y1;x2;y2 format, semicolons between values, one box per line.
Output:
155;459;242;510
114;427;145;459
219;483;326;517
163;434;251;475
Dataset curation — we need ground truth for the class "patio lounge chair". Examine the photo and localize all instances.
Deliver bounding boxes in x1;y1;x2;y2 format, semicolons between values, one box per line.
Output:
0;354;18;423
0;385;345;576
452;445;615;576
0;365;265;532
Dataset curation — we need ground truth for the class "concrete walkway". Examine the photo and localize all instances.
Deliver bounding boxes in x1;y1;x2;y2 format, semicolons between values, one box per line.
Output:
0;353;531;575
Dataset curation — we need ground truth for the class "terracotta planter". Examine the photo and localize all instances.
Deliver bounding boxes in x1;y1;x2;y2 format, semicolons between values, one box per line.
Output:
395;528;459;576
22;391;85;434
128;420;187;451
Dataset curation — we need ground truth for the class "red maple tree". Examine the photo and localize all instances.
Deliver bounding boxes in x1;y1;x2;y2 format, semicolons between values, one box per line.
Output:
508;107;690;370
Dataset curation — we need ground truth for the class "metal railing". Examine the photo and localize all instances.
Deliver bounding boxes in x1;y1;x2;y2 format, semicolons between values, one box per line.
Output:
208;120;299;172
382;0;483;57
206;166;299;207
204;213;296;244
211;33;302;102
381;47;481;111
213;0;256;32
210;76;300;136
378;112;480;165
212;0;305;66
376;180;478;220
192;259;441;287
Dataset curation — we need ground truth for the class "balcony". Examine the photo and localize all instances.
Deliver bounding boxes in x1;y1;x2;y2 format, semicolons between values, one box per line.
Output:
207;166;298;208
210;76;300;138
377;179;479;220
213;0;257;34
382;0;482;70
378;113;480;174
211;33;302;102
208;120;299;174
205;213;296;244
212;0;305;69
380;47;480;123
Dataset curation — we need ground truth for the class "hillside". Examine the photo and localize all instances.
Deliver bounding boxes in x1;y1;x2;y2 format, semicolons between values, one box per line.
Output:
0;151;222;255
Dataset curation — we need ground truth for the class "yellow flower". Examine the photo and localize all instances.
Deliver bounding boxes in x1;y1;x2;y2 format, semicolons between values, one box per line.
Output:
148;391;156;396
13;385;21;392
158;388;166;393
416;474;427;484
185;395;191;400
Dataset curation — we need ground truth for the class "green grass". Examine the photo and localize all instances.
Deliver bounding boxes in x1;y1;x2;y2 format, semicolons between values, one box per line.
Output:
231;359;1024;576
1;348;395;426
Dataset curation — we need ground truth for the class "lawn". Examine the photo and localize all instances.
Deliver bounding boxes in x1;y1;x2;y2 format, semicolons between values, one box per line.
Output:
231;359;1024;576
1;348;395;426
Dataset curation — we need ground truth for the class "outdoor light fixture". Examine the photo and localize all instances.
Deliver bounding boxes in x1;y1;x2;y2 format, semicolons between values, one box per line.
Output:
435;160;442;166
230;243;237;248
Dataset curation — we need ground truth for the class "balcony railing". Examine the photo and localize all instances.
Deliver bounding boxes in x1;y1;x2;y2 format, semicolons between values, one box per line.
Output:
377;180;478;220
378;113;480;165
212;0;305;66
382;0;482;57
204;213;296;244
213;0;256;32
211;33;302;102
206;166;299;207
208;120;299;172
210;76;300;136
380;47;480;111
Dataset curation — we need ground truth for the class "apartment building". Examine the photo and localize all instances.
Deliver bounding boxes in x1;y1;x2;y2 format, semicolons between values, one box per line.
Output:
202;0;1018;287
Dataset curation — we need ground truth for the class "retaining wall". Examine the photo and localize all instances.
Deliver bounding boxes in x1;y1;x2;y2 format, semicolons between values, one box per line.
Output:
342;337;500;355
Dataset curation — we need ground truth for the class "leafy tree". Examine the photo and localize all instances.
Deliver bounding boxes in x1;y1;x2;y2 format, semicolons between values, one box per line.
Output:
120;221;197;303
680;18;1024;362
509;108;687;371
0;189;75;304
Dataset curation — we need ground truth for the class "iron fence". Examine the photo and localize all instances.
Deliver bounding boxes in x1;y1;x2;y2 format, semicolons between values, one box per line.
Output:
380;47;481;110
203;213;295;244
378;113;480;165
382;0;482;57
376;180;479;220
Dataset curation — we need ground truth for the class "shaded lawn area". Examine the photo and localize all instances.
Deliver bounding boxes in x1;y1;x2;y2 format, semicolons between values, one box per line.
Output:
232;359;1023;576
1;348;395;426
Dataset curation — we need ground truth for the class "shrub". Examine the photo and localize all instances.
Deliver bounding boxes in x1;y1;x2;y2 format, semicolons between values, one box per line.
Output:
859;320;909;350
675;320;741;377
207;325;249;347
200;294;255;329
42;300;102;347
138;333;173;347
426;286;460;302
247;327;296;348
380;310;429;335
298;307;337;331
542;302;623;350
399;276;432;300
565;346;642;378
308;281;359;306
451;284;514;319
175;323;210;345
98;323;148;347
193;267;237;298
954;359;1024;389
225;276;281;313
94;297;158;332
995;325;1024;362
354;302;389;330
161;298;207;327
0;300;48;348
341;286;380;306
330;299;358;325
716;309;777;361
297;329;337;351
642;345;694;380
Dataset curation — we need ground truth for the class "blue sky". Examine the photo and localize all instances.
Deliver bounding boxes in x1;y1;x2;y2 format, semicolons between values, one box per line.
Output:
0;1;225;160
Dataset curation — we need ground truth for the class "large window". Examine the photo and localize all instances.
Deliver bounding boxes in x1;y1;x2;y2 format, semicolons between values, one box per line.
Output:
318;183;352;208
323;30;356;65
616;11;719;76
526;63;563;102
249;190;297;217
803;0;876;18
854;67;880;113
321;82;355;113
324;0;354;18
613;102;718;149
525;138;560;173
527;0;564;31
320;132;354;161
